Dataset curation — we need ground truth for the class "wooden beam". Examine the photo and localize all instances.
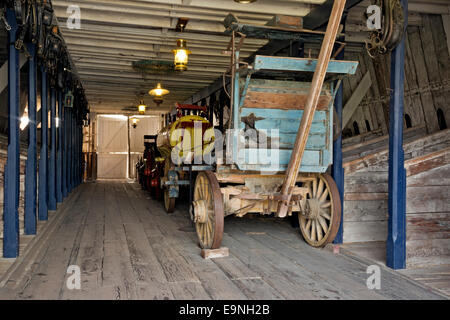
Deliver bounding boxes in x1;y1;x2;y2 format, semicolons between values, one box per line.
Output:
342;71;372;128
303;0;363;30
277;0;347;218
442;14;450;58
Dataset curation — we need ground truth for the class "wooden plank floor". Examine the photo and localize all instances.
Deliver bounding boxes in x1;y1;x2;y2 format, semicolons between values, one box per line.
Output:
0;181;446;300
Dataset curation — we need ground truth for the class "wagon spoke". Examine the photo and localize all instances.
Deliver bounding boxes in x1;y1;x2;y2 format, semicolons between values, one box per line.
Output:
305;218;312;232
300;215;306;228
318;216;329;234
316;219;323;241
319;188;329;203
321;201;331;209
317;179;324;199
321;209;331;220
304;219;311;239
311;220;316;241
205;222;211;246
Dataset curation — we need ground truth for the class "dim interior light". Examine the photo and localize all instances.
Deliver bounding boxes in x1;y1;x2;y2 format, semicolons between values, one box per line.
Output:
20;107;29;131
173;39;191;71
149;83;170;106
138;100;146;115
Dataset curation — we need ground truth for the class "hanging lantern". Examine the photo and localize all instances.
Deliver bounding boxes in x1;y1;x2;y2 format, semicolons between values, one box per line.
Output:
138;100;146;115
173;39;191;71
131;117;139;129
149;83;170;106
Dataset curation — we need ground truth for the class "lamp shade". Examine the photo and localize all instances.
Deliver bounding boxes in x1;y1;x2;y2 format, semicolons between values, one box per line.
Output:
149;83;170;106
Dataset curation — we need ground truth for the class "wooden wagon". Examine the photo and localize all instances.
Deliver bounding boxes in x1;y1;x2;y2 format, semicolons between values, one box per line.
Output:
190;0;359;249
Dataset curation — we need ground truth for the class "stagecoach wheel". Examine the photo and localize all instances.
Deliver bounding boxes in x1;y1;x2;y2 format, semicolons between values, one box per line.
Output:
164;188;175;213
298;174;341;248
192;171;224;249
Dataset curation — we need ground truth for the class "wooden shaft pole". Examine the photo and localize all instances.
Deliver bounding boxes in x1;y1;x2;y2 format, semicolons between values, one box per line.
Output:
277;0;347;218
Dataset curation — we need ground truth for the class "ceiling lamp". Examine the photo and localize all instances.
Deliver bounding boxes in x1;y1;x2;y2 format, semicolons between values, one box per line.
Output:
173;39;191;71
149;83;170;106
138;100;146;115
131;117;139;129
234;0;257;3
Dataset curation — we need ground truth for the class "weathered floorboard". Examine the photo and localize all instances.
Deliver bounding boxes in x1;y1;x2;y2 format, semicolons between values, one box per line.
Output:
0;182;446;300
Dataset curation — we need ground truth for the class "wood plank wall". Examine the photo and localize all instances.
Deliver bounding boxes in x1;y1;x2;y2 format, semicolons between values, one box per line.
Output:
405;149;450;268
342;14;450;139
342;128;450;267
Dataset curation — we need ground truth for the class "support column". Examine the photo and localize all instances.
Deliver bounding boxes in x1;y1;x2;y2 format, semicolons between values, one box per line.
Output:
387;0;408;270
56;90;63;203
48;88;57;210
333;19;346;244
71;114;77;190
67;108;72;192
38;67;48;221
79;125;82;185
24;43;37;235
70;111;74;191
62;94;67;198
3;9;20;258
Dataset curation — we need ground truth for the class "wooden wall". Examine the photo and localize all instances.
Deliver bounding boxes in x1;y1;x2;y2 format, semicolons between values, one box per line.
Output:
405;147;450;268
342;14;450;139
342;129;450;267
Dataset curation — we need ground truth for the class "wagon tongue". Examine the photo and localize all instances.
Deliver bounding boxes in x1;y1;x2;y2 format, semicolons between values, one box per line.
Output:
276;0;347;218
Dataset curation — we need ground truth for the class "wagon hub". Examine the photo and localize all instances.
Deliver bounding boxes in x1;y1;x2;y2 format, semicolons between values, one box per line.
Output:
192;199;208;224
305;198;321;219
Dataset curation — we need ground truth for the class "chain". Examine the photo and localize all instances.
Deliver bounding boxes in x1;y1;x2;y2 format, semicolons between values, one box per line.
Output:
0;9;12;31
358;79;450;107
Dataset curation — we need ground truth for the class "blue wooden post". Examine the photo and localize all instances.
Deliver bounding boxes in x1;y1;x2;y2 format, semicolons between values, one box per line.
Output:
3;9;20;257
48;88;57;210
66;108;71;193
67;108;71;193
332;47;345;244
68;109;73;192
77;125;80;186
24;43;38;235
38;67;48;221
73;120;77;188
76;123;80;186
56;90;63;203
71;113;75;189
62;93;68;198
387;0;408;270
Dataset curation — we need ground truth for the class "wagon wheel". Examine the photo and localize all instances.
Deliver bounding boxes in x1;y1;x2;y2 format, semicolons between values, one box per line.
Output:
164;188;175;213
298;174;341;248
192;171;224;249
